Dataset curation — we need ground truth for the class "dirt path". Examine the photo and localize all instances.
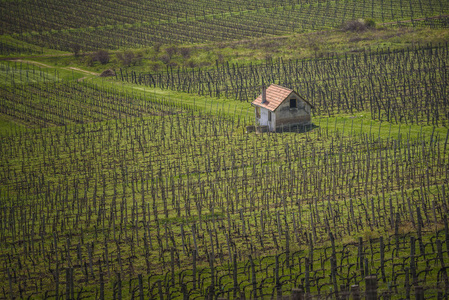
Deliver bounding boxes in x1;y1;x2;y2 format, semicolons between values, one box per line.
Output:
11;59;55;68
77;76;88;82
66;67;99;76
8;59;100;76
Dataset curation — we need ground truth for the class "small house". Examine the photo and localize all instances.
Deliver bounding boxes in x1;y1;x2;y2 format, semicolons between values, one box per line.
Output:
251;84;313;132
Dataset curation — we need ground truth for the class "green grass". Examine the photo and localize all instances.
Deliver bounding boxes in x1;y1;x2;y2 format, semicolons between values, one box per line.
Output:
0;108;446;297
0;80;447;297
0;60;87;85
21;26;449;73
315;114;448;141
0;3;448;297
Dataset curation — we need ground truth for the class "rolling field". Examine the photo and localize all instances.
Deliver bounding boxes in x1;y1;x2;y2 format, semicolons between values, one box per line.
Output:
0;0;449;299
129;43;449;126
0;62;448;299
1;0;449;52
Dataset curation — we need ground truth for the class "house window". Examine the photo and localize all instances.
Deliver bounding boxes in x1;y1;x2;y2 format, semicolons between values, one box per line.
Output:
256;107;260;118
290;98;297;108
268;111;272;121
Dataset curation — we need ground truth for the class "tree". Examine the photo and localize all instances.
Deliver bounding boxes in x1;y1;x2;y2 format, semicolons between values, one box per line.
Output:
179;47;191;59
341;19;368;32
71;44;81;57
93;50;110;64
116;50;142;67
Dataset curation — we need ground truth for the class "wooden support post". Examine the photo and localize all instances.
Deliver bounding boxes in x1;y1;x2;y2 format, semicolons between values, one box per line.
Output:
291;288;304;300
209;253;215;299
415;286;424;300
351;285;360;300
66;268;71;300
138;274;144;300
365;275;377;300
116;273;122;300
305;258;310;293
99;273;105;300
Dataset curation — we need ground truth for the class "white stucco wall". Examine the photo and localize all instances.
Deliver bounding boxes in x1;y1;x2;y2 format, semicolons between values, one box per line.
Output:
255;107;275;131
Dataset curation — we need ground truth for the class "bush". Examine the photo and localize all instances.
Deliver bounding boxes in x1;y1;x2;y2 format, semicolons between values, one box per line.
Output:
150;62;161;72
71;44;81;57
159;54;171;64
116;51;131;66
92;50;110;64
116;50;142;67
342;19;368;32
179;47;191;58
186;59;197;68
365;18;376;28
165;45;177;58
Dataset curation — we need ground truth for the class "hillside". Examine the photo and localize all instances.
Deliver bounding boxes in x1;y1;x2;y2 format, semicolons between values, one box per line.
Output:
1;0;449;299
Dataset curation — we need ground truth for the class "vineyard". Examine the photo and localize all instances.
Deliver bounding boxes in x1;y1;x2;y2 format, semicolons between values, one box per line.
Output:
126;43;449;127
0;81;172;127
1;0;449;298
0;41;42;56
0;61;61;85
1;0;449;52
0;60;448;298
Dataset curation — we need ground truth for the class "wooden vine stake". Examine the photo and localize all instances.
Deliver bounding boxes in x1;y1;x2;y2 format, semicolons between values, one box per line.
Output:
365;275;377;300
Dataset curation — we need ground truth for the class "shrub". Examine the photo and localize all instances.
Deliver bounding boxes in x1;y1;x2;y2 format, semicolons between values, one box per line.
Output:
185;58;210;68
186;59;197;68
116;50;142;67
179;47;191;58
151;63;161;72
342;19;367;32
71;44;81;57
93;50;110;64
116;51;131;66
365;18;376;28
165;45;177;58
159;54;171;64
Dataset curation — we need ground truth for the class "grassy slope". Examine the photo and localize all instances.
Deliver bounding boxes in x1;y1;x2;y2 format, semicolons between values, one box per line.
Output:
15;26;449;74
1;4;448;297
2;50;446;140
0;96;446;297
2;25;448;133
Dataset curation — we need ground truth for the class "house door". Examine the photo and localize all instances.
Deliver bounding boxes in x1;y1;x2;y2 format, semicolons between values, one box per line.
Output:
268;111;274;131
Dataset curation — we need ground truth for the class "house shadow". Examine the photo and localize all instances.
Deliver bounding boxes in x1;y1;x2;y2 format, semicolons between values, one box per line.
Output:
246;123;319;134
275;123;319;133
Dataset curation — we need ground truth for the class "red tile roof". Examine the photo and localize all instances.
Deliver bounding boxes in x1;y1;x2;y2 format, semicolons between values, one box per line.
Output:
251;84;312;111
